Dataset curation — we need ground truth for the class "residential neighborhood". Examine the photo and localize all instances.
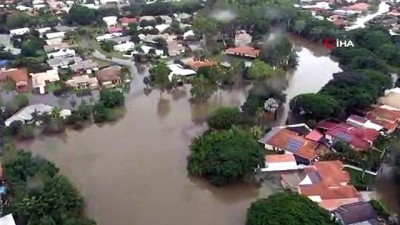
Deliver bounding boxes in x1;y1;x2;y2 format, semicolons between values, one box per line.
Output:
0;0;399;224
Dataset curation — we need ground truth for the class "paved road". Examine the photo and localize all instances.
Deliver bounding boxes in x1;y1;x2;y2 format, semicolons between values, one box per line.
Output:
92;50;147;97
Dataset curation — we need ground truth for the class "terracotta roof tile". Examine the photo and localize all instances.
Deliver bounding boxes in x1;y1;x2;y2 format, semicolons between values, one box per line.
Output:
225;46;260;58
265;128;319;160
300;184;359;200
265;154;296;163
189;60;217;71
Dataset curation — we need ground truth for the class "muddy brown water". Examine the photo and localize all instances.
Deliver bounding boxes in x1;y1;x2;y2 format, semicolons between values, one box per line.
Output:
18;37;343;225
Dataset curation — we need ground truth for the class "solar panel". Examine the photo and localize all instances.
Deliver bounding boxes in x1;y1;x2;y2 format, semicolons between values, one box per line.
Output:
309;171;323;183
286;139;304;153
335;131;353;142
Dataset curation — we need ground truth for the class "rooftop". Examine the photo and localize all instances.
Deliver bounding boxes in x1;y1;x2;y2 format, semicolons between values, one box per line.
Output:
225;46;260;57
259;127;319;160
188;59;217;71
334;201;379;224
96;67;121;82
0;68;28;84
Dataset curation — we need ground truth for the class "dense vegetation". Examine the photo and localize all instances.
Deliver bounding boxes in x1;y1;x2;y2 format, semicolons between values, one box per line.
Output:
246;192;336;225
2;148;95;225
187;128;264;186
207;107;242;130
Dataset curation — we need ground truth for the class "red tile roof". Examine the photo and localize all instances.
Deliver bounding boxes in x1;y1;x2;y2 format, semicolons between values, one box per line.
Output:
0;68;29;92
305;129;323;142
120;17;138;25
108;27;123;33
265;128;319;160
225;46;260;58
366;106;400;123
96;67;121;83
189;60;217;71
345;3;370;11
306;161;350;187
319;121;379;150
299;184;359;200
265;154;296;163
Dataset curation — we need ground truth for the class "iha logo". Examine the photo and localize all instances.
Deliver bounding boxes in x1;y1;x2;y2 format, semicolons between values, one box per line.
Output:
324;37;355;50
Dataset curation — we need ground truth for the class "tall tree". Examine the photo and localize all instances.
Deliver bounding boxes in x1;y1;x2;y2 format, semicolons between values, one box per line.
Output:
246;192;336;225
149;62;171;97
67;5;96;26
187;128;264;186
190;75;217;103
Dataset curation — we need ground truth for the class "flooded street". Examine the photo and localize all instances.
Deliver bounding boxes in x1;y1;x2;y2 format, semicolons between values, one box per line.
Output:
18;37;342;225
346;1;390;30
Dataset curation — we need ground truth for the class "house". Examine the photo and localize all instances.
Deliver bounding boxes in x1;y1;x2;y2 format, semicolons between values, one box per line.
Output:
183;30;195;40
5;104;71;126
139;16;155;22
36;27;51;37
259;124;328;164
45;32;65;39
317;121;380;150
113;41;135;52
297;161;361;211
70;60;98;73
175;13;191;23
47;49;76;59
99;0;119;7
0;214;16;225
120;17;138;27
47;56;82;69
108;27;123;34
109;36;131;44
44;42;70;52
0;68;29;92
159;15;173;24
30;69;60;94
9;27;29;36
225;46;260;58
15;5;31;11
168;64;196;81
234;30;252;46
96;66;122;87
96;33;123;42
188;59;217;71
262;154;305;172
66;75;98;90
167;41;185;56
139;45;164;56
345;3;370;12
54;25;77;32
103;16;118;27
366;105;400;133
155;24;170;33
333;201;381;225
346;115;383;132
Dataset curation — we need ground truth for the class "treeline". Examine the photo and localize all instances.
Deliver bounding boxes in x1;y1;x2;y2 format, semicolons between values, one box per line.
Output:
2;149;95;225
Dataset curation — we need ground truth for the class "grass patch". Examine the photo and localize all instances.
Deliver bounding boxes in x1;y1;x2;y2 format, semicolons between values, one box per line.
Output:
344;167;375;191
46;82;62;93
91;40;125;59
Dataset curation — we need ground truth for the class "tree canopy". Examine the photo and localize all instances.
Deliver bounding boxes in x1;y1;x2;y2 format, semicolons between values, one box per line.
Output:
67;5;96;25
3;149;95;225
246;192;336;225
290;93;342;121
187;128;264;186
207;107;242;130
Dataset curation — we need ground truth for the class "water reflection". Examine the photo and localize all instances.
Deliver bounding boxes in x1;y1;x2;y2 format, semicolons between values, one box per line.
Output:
18;36;343;225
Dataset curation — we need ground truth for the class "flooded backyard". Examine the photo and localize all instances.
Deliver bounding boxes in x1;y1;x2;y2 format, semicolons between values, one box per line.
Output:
18;36;343;225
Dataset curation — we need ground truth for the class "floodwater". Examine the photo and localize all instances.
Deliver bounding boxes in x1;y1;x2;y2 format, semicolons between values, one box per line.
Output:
18;36;342;225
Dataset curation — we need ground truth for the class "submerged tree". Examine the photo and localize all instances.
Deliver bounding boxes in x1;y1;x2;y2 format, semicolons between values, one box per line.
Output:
246;192;336;225
149;62;171;98
190;74;217;103
187;128;264;186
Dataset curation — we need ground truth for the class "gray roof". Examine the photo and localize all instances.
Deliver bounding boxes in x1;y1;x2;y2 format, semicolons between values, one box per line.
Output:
47;56;82;67
109;36;131;44
70;59;98;72
54;25;77;32
334;202;379;225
